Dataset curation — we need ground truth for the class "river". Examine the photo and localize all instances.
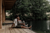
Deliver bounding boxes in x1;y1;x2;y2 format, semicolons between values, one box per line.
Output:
26;20;50;33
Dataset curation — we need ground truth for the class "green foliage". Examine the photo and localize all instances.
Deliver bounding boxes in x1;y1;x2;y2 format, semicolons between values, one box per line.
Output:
47;5;50;12
9;0;48;21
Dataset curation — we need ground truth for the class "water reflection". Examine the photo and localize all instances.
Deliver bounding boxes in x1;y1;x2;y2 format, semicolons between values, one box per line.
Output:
47;20;49;30
26;20;50;33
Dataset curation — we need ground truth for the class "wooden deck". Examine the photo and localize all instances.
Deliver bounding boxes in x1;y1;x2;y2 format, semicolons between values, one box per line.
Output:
0;20;36;33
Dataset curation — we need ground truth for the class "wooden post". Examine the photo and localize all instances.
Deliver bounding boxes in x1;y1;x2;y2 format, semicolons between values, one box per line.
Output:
2;7;5;23
0;0;2;29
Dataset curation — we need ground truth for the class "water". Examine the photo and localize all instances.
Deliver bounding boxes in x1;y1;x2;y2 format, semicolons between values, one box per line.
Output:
26;20;50;33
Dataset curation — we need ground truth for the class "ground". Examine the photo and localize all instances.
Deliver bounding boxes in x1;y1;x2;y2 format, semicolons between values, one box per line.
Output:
0;20;36;33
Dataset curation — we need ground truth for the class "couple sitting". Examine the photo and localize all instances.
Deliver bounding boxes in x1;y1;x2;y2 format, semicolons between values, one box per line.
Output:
10;15;32;29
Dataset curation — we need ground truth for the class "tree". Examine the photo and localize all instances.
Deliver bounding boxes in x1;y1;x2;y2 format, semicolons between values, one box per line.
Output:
9;0;49;20
29;0;49;20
